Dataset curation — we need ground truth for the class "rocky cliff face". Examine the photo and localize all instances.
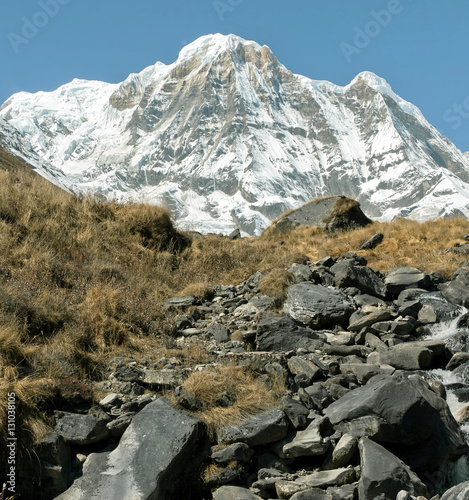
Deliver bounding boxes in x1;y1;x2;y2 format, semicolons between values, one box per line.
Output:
2;34;469;235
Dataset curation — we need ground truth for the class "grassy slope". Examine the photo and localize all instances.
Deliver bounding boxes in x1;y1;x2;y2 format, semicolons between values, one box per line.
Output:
1;146;469;463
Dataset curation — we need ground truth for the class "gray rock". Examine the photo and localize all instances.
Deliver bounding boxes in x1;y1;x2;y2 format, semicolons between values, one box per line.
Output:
213;486;263;500
278;397;310;429
275;468;356;499
56;398;206;500
218;408;288;447
164;295;198;310
106;412;134;437
207;322;231;342
234;295;276;317
289;263;314;283
282;417;330;458
358;437;428;500
348;308;393;332
367;344;433;371
212;443;254;464
385;267;431;295
256;315;325;352
326;433;358;470
439;267;469;307
446;352;469;370
359;233;384;250
284;283;355;329
324;374;465;470
335;266;386;299
340;363;395;385
440;480;469;500
290;489;335;500
141;368;189;387
229;228;241;240
35;432;72;499
288;356;321;381
270;196;371;234
54;412;110;446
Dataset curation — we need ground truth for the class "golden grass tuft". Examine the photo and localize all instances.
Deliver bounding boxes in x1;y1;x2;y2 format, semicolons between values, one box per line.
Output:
177;282;214;301
179;364;280;435
258;268;296;306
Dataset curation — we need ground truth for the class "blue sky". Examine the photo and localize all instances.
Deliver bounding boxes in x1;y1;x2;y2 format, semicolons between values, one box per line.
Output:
1;0;468;151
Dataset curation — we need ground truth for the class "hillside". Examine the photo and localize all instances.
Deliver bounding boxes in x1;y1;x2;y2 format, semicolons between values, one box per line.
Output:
2;146;469;497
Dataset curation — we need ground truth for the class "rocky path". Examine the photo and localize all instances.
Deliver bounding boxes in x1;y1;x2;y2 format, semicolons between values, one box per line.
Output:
32;251;469;499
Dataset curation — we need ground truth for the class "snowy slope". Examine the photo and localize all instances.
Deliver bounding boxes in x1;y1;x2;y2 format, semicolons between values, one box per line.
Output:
1;34;469;235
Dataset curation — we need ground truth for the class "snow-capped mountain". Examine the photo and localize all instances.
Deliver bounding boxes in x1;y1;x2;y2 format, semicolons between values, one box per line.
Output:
2;34;469;235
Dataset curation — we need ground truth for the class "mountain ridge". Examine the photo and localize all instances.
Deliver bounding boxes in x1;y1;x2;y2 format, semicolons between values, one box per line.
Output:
1;33;469;235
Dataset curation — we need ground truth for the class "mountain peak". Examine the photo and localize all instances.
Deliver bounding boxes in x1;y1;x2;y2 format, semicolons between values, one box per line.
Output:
2;35;469;235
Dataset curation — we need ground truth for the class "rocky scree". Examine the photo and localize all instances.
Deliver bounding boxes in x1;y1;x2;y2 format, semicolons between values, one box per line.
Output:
20;254;469;500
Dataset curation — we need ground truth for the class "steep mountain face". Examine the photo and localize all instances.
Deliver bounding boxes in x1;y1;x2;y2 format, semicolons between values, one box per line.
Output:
1;34;469;235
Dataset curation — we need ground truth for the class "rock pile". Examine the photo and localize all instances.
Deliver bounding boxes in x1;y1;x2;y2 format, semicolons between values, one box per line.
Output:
27;255;469;499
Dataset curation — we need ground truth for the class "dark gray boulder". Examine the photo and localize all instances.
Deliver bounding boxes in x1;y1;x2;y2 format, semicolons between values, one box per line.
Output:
54;412;110;446
55;398;206;500
334;266;386;298
439;267;469;307
212;443;254;464
440;480;469;499
324;374;465;470
385;267;431;295
256;315;325;352
358;437;428;500
269;195;371;234
284;283;355;329
218;408;288;447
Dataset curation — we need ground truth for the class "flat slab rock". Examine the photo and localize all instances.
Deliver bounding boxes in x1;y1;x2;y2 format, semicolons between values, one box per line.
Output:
218;408;288;447
56;398;205;500
275;467;356;499
284;283;355;329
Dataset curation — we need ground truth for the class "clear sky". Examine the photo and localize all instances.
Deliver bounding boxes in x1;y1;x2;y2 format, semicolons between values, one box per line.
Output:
1;0;468;151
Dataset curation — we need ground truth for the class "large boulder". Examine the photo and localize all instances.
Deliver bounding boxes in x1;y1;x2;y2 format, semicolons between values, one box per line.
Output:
269;195;371;234
284;283;355;329
256;315;325;352
56;398;206;500
439;267;469;308
358;437;428;500
324;374;465;471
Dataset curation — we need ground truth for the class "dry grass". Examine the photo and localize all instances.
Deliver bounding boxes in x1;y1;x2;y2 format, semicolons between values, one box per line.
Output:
259;268;296;306
178;364;279;436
